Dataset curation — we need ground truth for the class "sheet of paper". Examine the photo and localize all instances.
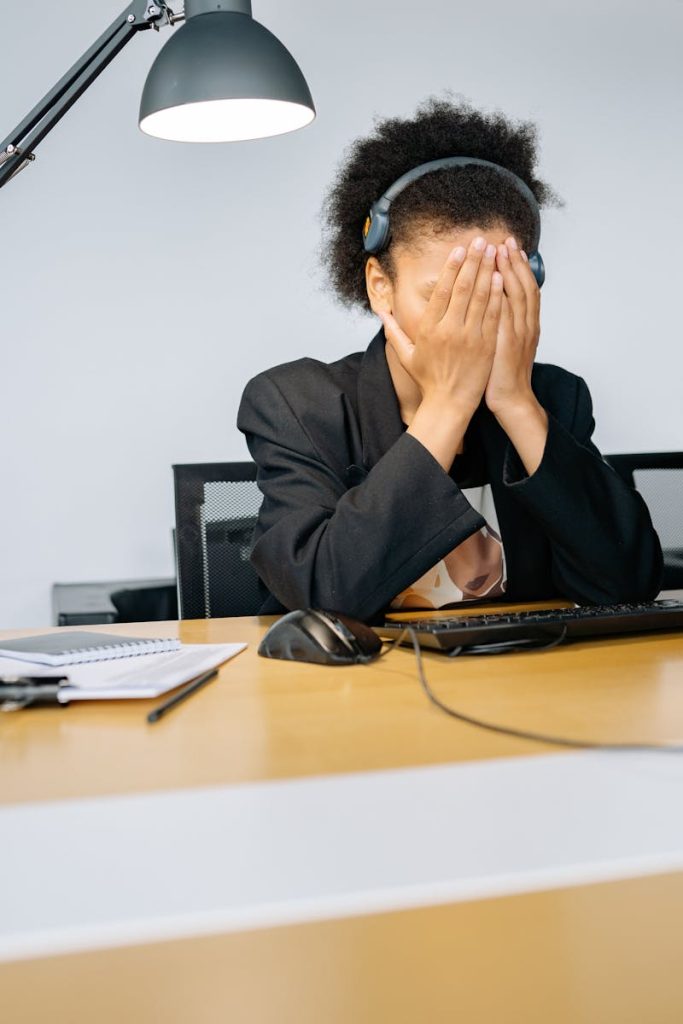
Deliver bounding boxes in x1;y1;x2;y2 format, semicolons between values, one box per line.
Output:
0;643;247;701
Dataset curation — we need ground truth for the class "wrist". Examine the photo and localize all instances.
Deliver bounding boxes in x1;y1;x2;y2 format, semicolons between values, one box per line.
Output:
407;397;474;473
492;395;549;478
410;396;474;440
419;391;480;424
488;390;542;423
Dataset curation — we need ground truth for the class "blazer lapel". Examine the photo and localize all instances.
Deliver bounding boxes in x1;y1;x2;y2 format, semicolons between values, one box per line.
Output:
356;326;406;472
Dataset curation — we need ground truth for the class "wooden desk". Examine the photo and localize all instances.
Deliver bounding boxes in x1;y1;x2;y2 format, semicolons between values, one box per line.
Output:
2;597;683;1022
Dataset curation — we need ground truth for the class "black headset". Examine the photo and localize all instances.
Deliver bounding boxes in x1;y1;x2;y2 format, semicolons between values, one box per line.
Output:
361;156;545;288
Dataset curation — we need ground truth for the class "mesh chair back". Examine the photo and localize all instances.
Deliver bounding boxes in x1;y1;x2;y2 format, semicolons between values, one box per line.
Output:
173;462;263;618
173;452;683;616
604;452;683;588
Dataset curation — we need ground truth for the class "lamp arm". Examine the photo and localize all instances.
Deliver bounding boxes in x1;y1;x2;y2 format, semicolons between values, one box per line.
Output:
0;0;182;189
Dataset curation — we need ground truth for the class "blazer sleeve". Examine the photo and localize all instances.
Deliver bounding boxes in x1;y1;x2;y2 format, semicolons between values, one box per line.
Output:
236;371;486;621
502;374;664;604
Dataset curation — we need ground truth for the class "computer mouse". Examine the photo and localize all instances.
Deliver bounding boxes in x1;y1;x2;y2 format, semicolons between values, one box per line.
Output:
257;608;383;665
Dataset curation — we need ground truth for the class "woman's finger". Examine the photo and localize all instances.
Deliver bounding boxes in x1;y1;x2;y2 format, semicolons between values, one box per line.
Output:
497;292;513;337
518;247;541;338
421;244;467;327
505;236;539;338
442;235;488;325
462;241;497;329
496;241;527;340
379;310;414;369
481;270;504;343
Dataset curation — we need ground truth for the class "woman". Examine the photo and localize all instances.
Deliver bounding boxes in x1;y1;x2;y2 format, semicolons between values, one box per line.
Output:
237;94;662;622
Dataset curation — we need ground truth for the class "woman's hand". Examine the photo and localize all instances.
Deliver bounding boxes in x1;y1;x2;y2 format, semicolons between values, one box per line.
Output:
484;236;541;415
485;235;548;476
380;235;504;418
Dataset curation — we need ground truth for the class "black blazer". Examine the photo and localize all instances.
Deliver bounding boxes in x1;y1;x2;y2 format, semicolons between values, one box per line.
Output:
236;326;663;622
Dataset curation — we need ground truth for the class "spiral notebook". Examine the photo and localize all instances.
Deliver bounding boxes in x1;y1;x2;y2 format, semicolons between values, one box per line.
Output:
0;630;181;667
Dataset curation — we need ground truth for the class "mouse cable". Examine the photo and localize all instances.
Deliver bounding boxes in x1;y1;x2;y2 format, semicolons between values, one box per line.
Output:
383;626;683;754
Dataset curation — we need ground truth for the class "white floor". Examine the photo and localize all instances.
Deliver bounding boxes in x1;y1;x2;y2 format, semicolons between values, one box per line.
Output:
3;750;683;962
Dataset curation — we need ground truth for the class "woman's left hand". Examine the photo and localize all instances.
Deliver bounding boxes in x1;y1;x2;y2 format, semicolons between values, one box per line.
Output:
484;236;541;415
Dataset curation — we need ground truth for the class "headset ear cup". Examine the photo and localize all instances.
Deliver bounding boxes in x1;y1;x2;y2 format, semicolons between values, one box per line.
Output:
363;210;390;254
527;250;545;289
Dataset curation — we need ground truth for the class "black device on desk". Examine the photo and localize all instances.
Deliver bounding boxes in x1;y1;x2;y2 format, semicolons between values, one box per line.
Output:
258;600;683;667
258;609;382;665
377;599;683;653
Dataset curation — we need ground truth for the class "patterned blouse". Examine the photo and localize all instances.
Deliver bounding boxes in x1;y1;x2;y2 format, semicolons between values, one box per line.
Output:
389;482;507;610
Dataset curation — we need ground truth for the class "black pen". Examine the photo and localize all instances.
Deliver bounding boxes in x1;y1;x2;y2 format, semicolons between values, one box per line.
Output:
146;668;219;724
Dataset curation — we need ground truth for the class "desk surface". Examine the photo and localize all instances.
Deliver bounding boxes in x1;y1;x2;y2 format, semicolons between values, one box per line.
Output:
3;598;683;804
2;597;683;1022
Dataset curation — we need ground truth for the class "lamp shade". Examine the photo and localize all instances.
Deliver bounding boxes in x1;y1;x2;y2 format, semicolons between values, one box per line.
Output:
139;10;315;142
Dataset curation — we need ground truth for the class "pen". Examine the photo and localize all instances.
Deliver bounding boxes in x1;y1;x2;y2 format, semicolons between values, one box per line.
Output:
1;675;68;685
1;677;68;710
146;668;219;724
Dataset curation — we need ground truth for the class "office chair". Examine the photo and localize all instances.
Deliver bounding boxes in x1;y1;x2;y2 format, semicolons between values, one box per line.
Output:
173;451;682;619
173;462;264;619
604;452;683;588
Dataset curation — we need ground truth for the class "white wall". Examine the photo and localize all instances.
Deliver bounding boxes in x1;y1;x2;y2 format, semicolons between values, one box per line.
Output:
1;0;681;628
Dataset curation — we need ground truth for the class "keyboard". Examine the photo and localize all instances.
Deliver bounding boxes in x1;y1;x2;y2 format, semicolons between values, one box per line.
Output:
376;599;683;652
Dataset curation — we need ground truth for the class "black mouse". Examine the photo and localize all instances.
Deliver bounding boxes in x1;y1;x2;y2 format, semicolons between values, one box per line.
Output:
258;608;383;665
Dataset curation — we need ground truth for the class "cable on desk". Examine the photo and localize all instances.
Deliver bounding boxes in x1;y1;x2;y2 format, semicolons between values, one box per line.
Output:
383;626;683;754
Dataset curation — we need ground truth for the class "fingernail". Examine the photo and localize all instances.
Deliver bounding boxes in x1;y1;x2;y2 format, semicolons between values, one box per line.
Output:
452;246;466;261
507;237;518;250
520;250;529;262
473;236;486;250
498;244;509;259
485;243;496;258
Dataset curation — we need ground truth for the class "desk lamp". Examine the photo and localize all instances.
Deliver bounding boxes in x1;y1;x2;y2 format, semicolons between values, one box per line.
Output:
0;0;316;188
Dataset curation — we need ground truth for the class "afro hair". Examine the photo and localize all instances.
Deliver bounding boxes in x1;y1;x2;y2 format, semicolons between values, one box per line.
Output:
317;90;564;315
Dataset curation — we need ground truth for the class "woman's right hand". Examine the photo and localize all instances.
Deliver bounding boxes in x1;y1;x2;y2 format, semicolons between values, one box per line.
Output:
380;235;503;418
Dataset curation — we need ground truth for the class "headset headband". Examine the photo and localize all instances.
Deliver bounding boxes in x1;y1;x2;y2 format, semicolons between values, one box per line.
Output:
362;155;545;287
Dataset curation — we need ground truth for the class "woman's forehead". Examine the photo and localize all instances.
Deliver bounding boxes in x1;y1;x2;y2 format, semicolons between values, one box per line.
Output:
396;225;513;282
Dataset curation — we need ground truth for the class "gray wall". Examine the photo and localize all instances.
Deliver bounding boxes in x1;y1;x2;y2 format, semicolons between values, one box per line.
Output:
1;0;681;628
